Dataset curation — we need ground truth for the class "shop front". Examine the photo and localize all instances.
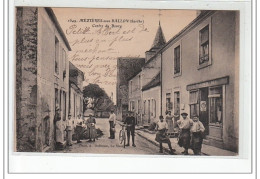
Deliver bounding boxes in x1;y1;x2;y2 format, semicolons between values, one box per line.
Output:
187;76;229;148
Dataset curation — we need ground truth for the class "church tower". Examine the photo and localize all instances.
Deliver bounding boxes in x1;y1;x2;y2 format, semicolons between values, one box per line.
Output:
145;22;166;62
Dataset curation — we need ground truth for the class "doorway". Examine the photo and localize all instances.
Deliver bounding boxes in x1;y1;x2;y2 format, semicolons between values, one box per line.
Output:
199;88;209;135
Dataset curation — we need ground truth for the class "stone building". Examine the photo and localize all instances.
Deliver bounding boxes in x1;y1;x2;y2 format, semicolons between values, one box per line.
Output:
116;57;145;121
127;23;166;126
15;7;71;152
69;62;84;128
161;11;239;152
127;70;142;125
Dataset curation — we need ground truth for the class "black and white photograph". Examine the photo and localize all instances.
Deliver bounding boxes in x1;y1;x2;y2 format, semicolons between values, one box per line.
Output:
14;7;241;157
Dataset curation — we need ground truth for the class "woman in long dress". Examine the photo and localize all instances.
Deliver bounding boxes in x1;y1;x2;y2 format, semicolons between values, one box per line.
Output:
86;113;96;142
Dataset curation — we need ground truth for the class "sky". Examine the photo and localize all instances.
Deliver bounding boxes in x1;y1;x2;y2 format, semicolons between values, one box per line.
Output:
53;8;197;104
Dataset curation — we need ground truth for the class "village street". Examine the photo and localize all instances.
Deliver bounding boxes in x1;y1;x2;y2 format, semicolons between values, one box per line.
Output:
54;118;168;155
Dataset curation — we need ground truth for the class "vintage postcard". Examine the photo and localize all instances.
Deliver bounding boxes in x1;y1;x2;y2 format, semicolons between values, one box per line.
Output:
14;7;240;158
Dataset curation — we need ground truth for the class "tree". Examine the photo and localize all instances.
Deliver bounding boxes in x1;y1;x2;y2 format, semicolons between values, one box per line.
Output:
83;83;106;111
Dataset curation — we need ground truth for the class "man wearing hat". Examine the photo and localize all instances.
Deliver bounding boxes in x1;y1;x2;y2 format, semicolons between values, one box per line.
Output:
177;111;194;155
155;115;176;154
66;114;73;146
124;111;136;147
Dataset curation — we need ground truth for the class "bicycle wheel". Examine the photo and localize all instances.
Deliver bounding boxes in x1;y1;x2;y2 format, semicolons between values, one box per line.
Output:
122;131;126;148
119;130;124;144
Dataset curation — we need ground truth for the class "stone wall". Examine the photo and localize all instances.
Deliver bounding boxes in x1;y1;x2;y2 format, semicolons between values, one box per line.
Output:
16;7;38;152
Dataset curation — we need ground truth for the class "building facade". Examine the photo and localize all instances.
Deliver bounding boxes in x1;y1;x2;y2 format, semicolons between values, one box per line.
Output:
15;7;71;152
161;11;239;152
128;71;142;125
127;23;166;126
116;57;145;121
69;62;84;128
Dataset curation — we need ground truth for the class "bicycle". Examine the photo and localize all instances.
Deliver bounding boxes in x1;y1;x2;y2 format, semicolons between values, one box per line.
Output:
118;123;126;148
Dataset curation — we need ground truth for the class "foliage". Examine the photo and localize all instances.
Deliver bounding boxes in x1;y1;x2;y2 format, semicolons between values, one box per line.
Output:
83;83;110;111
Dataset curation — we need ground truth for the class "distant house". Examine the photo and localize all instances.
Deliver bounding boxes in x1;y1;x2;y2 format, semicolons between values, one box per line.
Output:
116;57;145;121
69;62;84;128
127;23;166;126
95;96;115;118
15;7;71;152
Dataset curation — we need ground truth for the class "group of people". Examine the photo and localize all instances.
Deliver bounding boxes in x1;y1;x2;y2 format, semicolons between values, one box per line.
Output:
54;107;97;149
155;111;205;155
55;107;205;155
108;110;136;147
74;113;97;144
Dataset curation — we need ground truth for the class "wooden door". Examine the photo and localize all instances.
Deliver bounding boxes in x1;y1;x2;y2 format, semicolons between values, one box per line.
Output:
199;88;209;135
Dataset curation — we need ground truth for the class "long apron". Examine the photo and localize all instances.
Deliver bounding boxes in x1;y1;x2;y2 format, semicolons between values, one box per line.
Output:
178;129;191;148
155;129;170;143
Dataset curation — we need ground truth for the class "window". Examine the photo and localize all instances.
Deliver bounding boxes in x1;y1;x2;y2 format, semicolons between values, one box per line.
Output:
62;49;66;80
63;92;66;121
199;25;209;66
55;37;59;75
138;75;141;89
148;100;150;116
174;45;181;75
138;100;141;114
209;86;223;124
153;99;156;117
143;100;146;115
43;116;50;147
189;90;199;118
166;93;172;111
174;92;180;115
129;101;135;111
130;81;133;94
150;99;153;116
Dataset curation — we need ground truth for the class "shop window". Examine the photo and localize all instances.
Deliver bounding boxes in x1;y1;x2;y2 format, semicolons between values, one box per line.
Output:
189;90;199;118
199;25;211;68
209;86;223;124
174;45;181;75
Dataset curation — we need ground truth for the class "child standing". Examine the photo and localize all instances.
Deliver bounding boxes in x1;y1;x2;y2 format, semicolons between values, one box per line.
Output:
190;115;205;155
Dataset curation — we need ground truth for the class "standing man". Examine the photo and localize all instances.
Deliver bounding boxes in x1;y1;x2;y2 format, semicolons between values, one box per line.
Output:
124;111;136;147
66;114;73;146
108;110;116;139
177;112;193;155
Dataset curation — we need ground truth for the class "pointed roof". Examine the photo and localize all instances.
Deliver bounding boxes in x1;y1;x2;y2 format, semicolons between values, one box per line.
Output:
150;22;166;51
